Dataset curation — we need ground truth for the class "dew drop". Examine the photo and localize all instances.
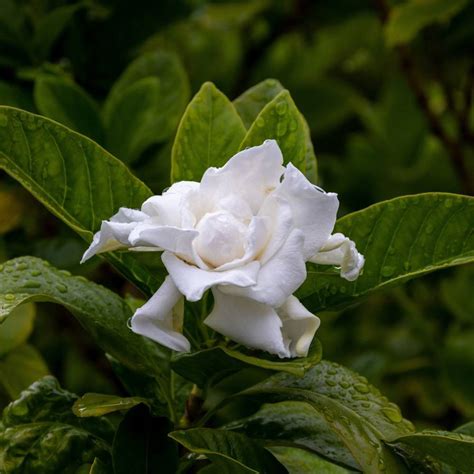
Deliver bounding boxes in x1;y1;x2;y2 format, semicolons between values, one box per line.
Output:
289;119;298;131
339;381;350;389
56;284;67;293
381;406;402;423
16;262;28;271
59;269;71;277
354;383;370;394
326;379;337;387
0;264;3;272
380;265;395;278
22;280;41;289
256;117;265;128
4;294;15;301
276;101;287;116
31;270;41;277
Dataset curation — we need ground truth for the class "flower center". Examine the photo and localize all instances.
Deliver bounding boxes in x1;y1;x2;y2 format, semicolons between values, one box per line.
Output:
195;211;247;267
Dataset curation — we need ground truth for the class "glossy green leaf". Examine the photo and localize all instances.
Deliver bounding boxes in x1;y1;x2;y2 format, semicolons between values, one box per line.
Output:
34;75;104;143
391;430;474;472
298;193;474;312
268;446;350;474
0;344;49;399
104;51;189;163
169;428;285;473
171;338;322;387
235;361;413;473
0;257;168;376
73;393;148;417
385;0;468;46
0;376;113;473
239;90;313;177
171;82;246;182
0;303;35;356
112;405;178;474
233;79;285;129
0;106;162;295
227;401;357;471
32;4;83;60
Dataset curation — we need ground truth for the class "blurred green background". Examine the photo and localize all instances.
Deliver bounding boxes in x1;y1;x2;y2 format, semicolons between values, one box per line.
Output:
0;0;473;432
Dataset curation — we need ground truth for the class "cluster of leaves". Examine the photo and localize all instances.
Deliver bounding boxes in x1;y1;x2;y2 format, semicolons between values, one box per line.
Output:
0;0;473;472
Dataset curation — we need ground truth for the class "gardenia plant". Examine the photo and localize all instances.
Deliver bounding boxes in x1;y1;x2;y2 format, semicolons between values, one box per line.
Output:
81;140;364;358
0;79;473;473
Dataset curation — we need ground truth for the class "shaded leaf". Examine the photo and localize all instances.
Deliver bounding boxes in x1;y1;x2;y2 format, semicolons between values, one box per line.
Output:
171;338;322;387
298;193;474;312
171;82;246;182
169;428;285;473
112;405;178;474
0;303;35;356
73;393;148;417
34;75;104;143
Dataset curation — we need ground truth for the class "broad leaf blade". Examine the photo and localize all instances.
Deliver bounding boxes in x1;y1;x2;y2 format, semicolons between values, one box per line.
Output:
73;394;148;418
112;405;178;474
391;430;474;472
171;338;322;387
0;106;162;294
34;75;104;143
298;193;474;312
171;82;246;182
169;428;285;473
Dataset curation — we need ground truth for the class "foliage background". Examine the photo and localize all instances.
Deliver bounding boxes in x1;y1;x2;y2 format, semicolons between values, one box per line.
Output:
0;0;473;435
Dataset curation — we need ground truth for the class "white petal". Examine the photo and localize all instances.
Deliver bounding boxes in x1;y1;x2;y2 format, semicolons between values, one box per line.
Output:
162;251;260;302
275;163;339;259
141;194;183;226
220;229;306;307
130;276;190;352
205;289;290;358
81;207;147;263
200;140;285;213
257;194;293;264
310;232;365;281
278;295;320;357
129;222;199;265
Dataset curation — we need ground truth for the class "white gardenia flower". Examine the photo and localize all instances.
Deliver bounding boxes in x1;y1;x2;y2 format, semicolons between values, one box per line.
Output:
82;140;364;358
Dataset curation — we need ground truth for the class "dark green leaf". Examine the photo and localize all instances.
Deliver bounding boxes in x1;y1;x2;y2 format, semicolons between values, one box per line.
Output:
233;79;285;129
0;344;49;399
171;82;246;182
169;428;285;473
298;193;474;312
385;0;468;46
32;4;83;61
34;75;104;143
0;106;161;295
391;430;474;472
112;405;178;474
171;338;322;387
239;90;314;178
0;80;34;110
73;394;148;417
268;446;350;474
0;376;113;473
0;257;168;377
104;51;189;163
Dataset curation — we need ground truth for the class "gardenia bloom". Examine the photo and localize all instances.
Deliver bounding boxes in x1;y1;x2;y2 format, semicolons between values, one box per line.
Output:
82;140;364;358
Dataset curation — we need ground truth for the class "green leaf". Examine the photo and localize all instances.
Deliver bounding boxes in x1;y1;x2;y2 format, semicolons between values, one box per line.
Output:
232;361;413;473
171;82;246;182
239;90;311;177
385;0;468;46
268;446;350;474
0;106;162;295
0;80;34;110
0;257;168;377
103;51;190;163
391;430;474;472
32;4;84;61
455;421;474;436
0;376;113;473
169;428;285;473
112;405;178;474
34;75;104;143
0;344;49;399
227;401;358;471
233;79;285;129
171;338;322;387
73;393;148;417
89;458;112;474
298;193;474;312
0;303;35;356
